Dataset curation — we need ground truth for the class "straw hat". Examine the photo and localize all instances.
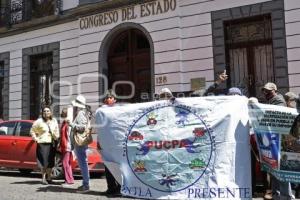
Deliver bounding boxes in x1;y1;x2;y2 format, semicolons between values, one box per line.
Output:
71;95;86;109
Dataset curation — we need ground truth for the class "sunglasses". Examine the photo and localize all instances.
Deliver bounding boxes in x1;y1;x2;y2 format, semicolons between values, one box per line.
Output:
262;89;272;94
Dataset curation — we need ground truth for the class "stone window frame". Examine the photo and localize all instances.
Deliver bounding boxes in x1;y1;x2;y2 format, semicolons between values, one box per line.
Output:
22;42;60;119
211;0;288;93
0;52;10;120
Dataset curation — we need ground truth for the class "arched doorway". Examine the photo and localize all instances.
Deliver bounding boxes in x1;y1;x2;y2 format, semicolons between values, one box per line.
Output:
107;29;151;102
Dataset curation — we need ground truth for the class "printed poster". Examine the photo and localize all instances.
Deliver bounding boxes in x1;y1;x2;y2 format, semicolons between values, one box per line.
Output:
249;102;300;183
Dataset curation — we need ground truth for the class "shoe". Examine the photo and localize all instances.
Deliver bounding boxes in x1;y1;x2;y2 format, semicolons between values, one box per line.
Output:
264;190;273;200
105;189;115;195
105;189;121;197
77;185;90;193
46;179;54;184
61;183;74;188
41;179;48;185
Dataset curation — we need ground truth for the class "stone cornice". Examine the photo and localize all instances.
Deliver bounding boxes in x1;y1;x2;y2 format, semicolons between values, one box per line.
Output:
0;0;154;38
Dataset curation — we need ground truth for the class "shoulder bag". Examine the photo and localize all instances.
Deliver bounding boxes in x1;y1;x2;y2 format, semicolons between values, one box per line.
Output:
73;120;93;146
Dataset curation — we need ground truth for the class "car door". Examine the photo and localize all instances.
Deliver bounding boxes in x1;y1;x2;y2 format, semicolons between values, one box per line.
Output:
13;121;36;168
0;121;17;167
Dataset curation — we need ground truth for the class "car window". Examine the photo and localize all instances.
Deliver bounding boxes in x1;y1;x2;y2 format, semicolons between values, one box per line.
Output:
17;122;33;137
0;122;16;136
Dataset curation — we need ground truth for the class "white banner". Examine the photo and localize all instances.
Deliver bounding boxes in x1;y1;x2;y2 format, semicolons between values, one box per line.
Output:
96;96;251;199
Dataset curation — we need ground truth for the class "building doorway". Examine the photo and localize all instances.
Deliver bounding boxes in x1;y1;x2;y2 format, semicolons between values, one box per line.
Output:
225;15;274;100
0;61;4;119
107;28;151;103
30;53;53;119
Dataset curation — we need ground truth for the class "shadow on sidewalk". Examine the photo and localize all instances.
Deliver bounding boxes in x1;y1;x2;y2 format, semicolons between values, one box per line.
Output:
11;180;64;185
36;186;133;199
11;180;41;185
36;185;103;196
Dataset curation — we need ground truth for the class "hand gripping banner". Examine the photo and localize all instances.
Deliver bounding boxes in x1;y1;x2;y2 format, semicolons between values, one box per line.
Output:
96;96;251;199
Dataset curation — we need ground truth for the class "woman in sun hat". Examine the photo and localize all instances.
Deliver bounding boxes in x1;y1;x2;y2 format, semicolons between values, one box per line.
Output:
67;95;90;193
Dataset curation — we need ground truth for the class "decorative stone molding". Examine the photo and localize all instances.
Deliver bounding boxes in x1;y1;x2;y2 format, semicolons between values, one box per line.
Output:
211;0;288;93
22;42;60;119
0;52;9;120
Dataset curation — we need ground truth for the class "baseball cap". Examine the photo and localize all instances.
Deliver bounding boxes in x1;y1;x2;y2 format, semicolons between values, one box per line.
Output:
262;82;277;91
105;89;116;98
284;92;298;101
228;87;242;96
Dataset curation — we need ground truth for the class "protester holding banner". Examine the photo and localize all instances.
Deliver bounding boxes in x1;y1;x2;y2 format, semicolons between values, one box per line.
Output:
204;70;228;96
191;70;242;97
67;95;90;193
248;98;262;197
192;70;228;96
285;92;300;198
283;91;299;154
159;88;173;100
261;82;293;200
262;82;286;106
283;92;300;154
284;92;298;109
96;95;252;199
102;89;121;196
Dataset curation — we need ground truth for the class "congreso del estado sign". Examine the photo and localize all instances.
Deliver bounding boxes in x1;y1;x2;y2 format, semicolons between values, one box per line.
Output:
79;0;177;30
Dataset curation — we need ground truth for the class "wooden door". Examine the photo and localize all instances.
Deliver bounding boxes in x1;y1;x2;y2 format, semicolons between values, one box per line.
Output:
229;44;273;99
226;15;274;99
108;29;151;102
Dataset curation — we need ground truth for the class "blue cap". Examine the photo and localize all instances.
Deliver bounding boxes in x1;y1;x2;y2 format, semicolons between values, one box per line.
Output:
228;87;242;96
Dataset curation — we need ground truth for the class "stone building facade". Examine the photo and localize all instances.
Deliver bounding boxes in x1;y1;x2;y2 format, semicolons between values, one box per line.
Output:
0;0;298;119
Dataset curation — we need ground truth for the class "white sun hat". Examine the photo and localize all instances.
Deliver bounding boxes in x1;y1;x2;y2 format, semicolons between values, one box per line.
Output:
71;95;86;109
159;88;173;96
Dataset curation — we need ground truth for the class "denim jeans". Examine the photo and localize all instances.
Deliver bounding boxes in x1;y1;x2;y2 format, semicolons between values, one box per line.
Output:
75;145;89;187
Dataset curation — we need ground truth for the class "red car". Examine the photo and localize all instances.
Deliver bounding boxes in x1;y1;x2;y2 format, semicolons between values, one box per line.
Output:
0;120;104;177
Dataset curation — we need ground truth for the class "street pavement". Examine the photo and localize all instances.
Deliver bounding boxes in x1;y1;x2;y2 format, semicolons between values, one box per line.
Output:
0;169;130;200
0;169;264;200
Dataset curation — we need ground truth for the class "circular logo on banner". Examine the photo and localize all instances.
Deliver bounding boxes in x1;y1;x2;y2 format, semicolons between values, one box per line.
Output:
126;104;213;192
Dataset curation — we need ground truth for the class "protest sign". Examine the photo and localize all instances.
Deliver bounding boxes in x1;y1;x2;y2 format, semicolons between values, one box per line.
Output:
249;102;300;183
96;96;251;199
